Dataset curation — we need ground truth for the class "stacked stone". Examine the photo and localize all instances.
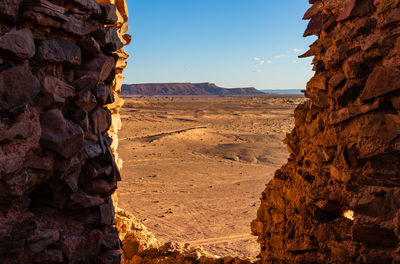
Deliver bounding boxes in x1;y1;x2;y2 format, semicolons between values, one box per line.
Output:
0;0;129;263
252;0;400;263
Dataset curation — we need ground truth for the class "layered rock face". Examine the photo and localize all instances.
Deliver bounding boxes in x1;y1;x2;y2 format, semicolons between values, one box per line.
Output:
0;0;129;263
252;0;400;263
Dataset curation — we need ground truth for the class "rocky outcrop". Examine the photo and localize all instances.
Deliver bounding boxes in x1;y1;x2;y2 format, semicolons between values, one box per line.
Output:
121;82;264;96
0;0;129;263
252;1;400;263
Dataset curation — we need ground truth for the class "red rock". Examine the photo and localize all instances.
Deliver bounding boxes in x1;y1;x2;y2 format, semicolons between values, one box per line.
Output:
40;109;84;158
36;39;82;65
0;66;40;111
328;99;379;124
360;66;400;100
0;28;35;59
303;14;326;37
337;0;356;21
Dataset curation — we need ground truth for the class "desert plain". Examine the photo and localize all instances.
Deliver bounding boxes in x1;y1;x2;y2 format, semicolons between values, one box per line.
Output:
117;95;305;258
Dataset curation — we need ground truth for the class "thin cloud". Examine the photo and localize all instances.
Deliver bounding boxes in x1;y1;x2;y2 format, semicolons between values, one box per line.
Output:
292;60;299;64
293;48;302;53
265;60;272;64
254;68;262;73
275;54;288;59
254;57;265;65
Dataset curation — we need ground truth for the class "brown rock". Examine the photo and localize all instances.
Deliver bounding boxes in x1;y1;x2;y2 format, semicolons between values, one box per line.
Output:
0;66;40;111
36;39;82;65
337;0;356;21
75;89;98;111
100;197;116;225
360;66;400;100
69;191;104;208
97;4;119;24
78;36;101;58
28;230;59;253
33;249;64;264
38;75;75;105
328;99;379;124
91;107;112;134
0;28;35;59
75;54;115;83
352;225;398;248
83;179;116;196
40;109;84;158
0;0;19;23
92;27;123;52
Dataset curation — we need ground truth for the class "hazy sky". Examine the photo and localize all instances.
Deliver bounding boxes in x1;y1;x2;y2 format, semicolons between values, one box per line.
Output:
123;1;316;90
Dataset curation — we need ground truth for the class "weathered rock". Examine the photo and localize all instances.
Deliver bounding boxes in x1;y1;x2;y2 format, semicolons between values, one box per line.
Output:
92;27;123;52
40;109;84;159
38;75;75;105
0;66;40;111
36;39;82;65
0;0;19;23
75;54;115;83
28;230;60;253
91;107;112;134
360;66;400;100
0;28;35;59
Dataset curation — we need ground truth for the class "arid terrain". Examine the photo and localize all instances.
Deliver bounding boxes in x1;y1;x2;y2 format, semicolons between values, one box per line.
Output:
118;95;305;258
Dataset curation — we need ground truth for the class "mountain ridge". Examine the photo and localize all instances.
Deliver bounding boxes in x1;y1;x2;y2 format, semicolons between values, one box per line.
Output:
121;82;265;96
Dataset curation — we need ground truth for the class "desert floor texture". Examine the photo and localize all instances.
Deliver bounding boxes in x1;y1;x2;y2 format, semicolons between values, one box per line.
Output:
118;95;305;258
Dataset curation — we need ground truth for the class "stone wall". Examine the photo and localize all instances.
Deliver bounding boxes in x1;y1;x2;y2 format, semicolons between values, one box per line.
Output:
252;0;400;263
0;0;129;263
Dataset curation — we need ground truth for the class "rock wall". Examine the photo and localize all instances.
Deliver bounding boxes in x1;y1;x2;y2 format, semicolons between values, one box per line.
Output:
0;0;129;263
252;0;400;263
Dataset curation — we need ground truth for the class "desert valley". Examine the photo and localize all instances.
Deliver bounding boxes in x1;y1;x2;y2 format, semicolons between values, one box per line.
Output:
117;94;305;257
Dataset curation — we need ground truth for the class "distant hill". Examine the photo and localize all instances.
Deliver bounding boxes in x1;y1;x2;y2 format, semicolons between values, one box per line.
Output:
261;89;303;95
121;83;265;96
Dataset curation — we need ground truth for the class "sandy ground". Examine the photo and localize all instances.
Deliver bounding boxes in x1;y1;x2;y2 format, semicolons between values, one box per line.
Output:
117;95;305;258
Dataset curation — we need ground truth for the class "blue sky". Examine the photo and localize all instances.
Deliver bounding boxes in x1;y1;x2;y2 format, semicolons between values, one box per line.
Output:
123;1;316;90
